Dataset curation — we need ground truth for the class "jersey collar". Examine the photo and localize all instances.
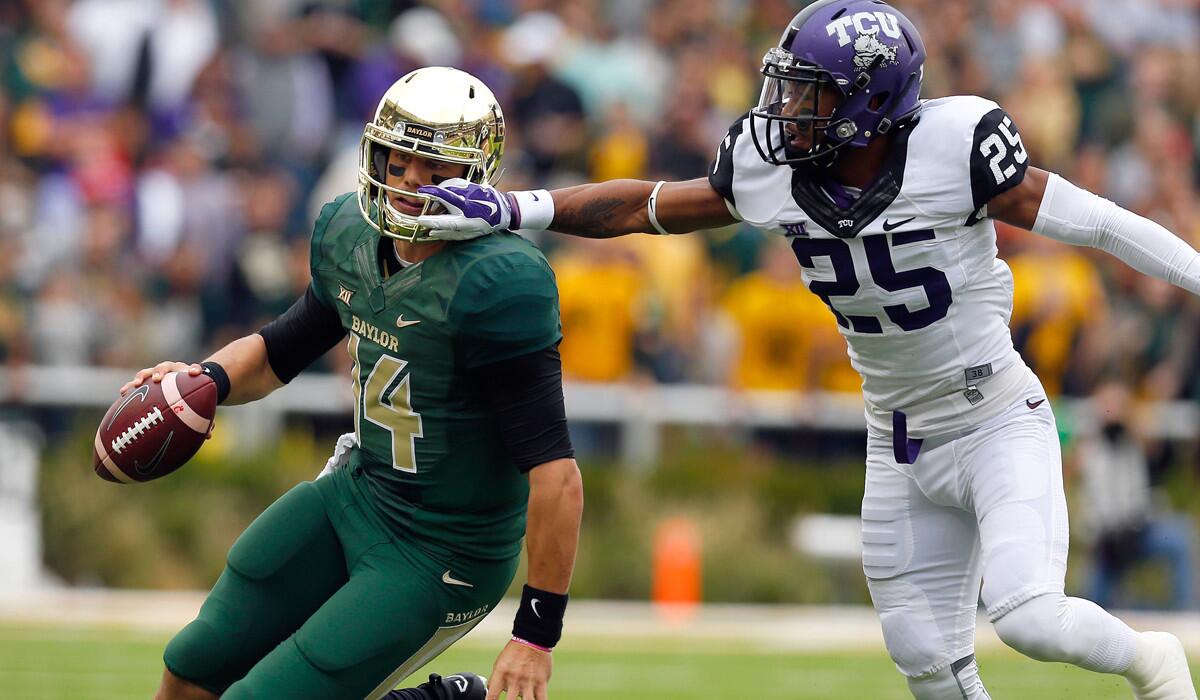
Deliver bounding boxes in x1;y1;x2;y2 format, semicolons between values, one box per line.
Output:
788;116;918;239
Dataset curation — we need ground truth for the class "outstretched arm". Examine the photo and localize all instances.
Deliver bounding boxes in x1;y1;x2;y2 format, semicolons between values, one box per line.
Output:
416;176;739;241
548;177;739;237
990;166;1200;295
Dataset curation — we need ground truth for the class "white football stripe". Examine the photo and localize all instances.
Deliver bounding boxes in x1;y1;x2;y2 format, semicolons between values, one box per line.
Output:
93;432;133;483
162;372;212;434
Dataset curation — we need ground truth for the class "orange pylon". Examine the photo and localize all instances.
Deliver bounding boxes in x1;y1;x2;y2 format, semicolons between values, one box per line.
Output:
651;516;701;622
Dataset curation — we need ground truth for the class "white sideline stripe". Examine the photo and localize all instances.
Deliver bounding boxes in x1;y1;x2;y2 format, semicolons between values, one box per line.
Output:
4;592;1200;654
161;372;211;434
92;433;133;483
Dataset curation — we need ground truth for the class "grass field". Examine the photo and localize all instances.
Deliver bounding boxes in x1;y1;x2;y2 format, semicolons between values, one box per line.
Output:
0;623;1153;700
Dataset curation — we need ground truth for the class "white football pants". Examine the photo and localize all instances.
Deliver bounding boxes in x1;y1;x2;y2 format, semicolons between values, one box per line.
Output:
862;380;1137;699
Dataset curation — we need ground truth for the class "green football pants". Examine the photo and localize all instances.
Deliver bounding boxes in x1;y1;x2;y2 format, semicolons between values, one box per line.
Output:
163;464;519;699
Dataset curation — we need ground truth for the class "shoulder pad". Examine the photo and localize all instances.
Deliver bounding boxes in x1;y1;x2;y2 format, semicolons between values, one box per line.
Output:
308;192;359;306
310;193;360;262
903;96;1029;221
709;111;750;214
706;113;794;227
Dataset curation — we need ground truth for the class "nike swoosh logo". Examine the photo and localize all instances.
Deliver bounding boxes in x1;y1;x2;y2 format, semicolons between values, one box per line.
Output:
108;385;149;432
530;193;540;201
882;216;917;232
477;200;498;216
396;315;421;328
531;598;541;619
133;430;173;475
1026;398;1046;410
442;570;474;588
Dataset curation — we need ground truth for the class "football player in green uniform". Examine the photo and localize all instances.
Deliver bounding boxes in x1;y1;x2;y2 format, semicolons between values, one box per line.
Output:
122;67;582;700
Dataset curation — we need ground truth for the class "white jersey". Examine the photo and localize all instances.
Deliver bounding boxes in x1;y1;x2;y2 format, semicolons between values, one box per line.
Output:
710;96;1038;439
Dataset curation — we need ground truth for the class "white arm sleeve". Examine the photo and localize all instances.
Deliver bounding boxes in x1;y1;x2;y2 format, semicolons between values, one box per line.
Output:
1033;173;1200;295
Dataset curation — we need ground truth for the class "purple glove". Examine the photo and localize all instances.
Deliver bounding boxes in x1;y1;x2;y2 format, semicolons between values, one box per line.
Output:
417;178;515;241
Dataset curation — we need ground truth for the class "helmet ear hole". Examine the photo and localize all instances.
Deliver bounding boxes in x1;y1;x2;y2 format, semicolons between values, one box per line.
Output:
869;92;890;111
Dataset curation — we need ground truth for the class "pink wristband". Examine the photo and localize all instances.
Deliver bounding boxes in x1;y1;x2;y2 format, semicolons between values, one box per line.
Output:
511;635;553;653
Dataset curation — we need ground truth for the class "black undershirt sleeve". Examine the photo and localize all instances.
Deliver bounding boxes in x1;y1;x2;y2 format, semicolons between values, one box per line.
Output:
472;344;574;473
257;284;348;384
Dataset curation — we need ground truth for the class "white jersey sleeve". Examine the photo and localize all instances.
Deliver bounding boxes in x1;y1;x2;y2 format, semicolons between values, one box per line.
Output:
902;95;1031;225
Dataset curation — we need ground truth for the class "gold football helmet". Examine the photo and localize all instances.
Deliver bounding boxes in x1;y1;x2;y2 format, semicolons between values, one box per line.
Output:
358;66;505;241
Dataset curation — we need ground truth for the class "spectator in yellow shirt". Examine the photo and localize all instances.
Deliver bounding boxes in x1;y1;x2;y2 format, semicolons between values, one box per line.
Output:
721;240;851;392
1008;230;1107;395
553;238;645;382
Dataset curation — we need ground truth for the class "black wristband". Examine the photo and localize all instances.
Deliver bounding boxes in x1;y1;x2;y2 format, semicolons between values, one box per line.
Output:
512;584;567;649
200;362;231;405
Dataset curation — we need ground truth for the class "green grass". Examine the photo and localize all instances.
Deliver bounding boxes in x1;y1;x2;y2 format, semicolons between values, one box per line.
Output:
0;624;1149;699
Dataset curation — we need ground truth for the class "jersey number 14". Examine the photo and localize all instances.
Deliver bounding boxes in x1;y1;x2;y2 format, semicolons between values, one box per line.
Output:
348;334;424;473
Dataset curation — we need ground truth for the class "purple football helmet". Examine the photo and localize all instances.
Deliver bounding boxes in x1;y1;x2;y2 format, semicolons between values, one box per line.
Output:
750;0;925;167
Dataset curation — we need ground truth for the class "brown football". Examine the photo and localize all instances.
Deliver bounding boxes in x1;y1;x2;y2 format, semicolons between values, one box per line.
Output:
93;371;216;483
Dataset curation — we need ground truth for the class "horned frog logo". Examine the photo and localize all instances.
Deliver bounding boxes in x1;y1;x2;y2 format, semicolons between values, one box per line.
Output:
853;31;899;72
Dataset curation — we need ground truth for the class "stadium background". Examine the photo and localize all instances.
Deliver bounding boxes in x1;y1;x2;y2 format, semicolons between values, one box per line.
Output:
2;0;1199;697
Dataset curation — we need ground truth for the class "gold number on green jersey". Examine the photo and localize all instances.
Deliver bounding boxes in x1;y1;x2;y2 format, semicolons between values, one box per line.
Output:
348;334;424;473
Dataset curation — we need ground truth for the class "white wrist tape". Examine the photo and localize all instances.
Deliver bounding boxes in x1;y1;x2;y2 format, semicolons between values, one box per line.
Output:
510;189;554;231
647;180;670;235
1033;173;1200;296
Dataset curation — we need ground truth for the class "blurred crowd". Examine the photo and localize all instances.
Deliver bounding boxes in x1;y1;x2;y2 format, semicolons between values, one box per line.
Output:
3;0;1200;403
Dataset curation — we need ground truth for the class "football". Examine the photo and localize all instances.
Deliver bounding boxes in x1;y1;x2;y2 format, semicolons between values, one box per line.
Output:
93;371;216;483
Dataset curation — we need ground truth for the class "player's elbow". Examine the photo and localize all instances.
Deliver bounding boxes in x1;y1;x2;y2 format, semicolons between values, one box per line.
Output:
530;458;584;513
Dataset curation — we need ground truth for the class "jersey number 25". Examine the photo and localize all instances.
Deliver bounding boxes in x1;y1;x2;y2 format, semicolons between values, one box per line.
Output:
791;230;952;333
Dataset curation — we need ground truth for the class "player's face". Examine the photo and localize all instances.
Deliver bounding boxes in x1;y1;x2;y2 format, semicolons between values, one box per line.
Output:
780;79;841;152
383;149;467;216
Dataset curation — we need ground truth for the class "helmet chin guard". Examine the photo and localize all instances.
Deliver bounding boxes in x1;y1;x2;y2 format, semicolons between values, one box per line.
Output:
358;67;505;241
749;0;925;168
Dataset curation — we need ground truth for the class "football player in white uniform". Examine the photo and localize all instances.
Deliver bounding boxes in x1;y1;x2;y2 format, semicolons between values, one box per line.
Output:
413;1;1199;698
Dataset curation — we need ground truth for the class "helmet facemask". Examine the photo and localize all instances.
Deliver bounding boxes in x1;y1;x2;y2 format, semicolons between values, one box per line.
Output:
750;47;856;168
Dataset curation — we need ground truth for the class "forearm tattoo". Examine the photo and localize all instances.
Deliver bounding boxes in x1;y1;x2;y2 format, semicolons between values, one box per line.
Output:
551;197;630;238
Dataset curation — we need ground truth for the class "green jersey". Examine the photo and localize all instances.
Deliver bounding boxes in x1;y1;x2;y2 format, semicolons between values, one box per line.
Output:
309;193;562;561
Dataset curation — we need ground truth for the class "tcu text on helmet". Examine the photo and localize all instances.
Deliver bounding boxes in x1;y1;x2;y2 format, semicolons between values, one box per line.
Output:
825;11;902;47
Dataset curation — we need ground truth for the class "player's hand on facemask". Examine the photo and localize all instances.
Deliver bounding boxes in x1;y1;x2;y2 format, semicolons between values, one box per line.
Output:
418;178;513;241
485;638;552;700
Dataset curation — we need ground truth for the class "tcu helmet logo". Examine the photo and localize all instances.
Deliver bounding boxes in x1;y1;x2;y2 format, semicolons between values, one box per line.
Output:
852;33;899;72
825;11;903;47
825;12;903;73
